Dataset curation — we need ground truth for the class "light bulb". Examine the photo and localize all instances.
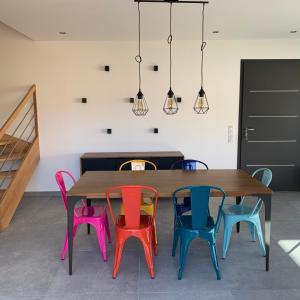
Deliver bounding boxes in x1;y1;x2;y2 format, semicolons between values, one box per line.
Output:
194;87;209;114
168;98;173;109
137;99;144;110
163;88;178;115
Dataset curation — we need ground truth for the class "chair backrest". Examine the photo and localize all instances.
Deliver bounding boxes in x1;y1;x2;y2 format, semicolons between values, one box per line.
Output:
250;168;272;215
252;168;272;187
119;160;157;171
106;185;158;228
55;170;76;210
172;185;226;230
171;159;208;170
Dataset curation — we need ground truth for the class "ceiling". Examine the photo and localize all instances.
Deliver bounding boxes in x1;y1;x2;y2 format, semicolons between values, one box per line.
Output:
0;0;299;41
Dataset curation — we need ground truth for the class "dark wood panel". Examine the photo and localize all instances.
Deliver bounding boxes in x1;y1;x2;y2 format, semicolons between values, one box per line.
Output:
80;151;184;174
245;118;299;140
239;59;300;190
243;60;300;89
243;142;298;165
81;151;184;159
246;166;300;191
244;93;300;116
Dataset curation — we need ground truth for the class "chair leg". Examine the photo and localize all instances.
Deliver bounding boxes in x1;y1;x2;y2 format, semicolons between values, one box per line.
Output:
141;237;155;279
60;224;78;260
113;236;126;279
60;230;68;260
95;224;107;262
152;225;158;256
222;220;233;259
142;203;157;246
208;241;221;280
254;219;266;256
86;199;91;235
178;235;192;280
248;222;256;242
172;228;179;257
153;221;158;245
104;214;112;243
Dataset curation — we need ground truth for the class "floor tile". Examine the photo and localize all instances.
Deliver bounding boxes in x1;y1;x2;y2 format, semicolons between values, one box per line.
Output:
0;193;300;299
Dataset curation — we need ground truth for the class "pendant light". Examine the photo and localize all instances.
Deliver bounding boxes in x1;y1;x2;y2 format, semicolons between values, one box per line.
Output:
163;2;178;115
194;3;209;114
132;2;149;116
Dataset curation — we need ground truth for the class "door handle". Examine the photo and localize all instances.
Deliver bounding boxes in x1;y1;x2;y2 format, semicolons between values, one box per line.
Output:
244;127;256;141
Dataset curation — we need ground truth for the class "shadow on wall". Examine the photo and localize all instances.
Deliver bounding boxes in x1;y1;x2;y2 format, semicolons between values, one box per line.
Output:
0;85;33;127
26;153;82;192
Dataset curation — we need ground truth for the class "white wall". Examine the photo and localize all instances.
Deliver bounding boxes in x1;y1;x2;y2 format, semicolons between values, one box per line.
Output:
1;23;300;191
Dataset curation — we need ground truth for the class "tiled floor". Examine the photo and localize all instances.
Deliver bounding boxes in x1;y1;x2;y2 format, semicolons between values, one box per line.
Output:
0;192;300;299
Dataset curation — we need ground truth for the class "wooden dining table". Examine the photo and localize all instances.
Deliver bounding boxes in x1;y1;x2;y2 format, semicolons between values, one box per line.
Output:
67;169;272;275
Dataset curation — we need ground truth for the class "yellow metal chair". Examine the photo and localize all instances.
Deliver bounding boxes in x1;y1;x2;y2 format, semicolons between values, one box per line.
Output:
119;160;158;244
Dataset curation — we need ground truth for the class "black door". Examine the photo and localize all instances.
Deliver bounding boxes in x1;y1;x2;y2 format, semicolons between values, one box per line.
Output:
239;60;300;191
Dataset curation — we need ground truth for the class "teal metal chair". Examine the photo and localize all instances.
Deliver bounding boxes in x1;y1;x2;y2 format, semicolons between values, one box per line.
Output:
172;185;226;280
221;168;272;259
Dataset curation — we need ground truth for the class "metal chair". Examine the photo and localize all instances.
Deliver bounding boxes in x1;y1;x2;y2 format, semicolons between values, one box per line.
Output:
106;185;158;279
119;160;158;244
170;159;208;171
221;168;272;259
172;185;226;280
55;170;111;262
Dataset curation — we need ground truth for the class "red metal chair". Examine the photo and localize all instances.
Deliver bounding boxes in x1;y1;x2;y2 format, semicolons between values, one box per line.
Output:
106;185;158;279
55;170;111;262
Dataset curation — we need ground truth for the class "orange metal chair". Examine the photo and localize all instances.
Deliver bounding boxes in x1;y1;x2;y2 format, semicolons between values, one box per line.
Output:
119;160;158;245
106;185;158;279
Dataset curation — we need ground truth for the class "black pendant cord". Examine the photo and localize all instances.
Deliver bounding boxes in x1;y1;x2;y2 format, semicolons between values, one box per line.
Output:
167;3;173;90
135;2;142;91
200;3;206;88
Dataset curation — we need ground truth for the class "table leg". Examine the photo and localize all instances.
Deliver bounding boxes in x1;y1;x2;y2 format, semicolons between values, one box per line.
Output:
67;196;82;275
262;194;272;272
236;196;241;232
86;199;91;234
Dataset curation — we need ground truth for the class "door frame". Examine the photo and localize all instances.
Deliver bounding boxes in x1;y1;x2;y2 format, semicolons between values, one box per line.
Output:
237;59;300;169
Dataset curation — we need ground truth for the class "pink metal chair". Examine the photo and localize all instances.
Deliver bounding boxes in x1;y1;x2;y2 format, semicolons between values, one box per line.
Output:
55;170;111;262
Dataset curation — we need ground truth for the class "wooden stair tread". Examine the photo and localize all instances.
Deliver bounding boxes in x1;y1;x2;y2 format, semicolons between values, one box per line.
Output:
0;171;16;179
0;153;25;162
0;190;6;199
0;134;16;146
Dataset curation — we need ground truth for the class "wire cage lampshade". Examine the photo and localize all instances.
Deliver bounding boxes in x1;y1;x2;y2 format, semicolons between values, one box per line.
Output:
132;2;149;116
193;3;209;114
133;0;210;115
132;90;149;116
163;2;178;115
163;88;178;115
194;87;209;114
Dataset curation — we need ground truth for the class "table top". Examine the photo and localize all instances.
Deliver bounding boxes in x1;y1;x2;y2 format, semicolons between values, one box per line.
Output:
68;169;272;199
80;151;184;159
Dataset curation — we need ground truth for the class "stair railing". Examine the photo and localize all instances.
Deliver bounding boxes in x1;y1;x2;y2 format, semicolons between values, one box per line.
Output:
0;85;38;189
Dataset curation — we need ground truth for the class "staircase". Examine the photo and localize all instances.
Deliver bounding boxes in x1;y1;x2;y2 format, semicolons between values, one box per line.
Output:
0;85;40;230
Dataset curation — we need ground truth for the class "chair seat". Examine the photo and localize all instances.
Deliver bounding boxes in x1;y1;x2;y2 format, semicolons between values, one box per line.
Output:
116;214;153;229
74;205;107;218
221;204;254;216
177;215;215;230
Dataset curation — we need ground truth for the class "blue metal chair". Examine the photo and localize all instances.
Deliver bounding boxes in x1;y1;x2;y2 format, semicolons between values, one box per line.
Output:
221;168;272;259
172;185;226;280
171;159;209;216
170;159;209;171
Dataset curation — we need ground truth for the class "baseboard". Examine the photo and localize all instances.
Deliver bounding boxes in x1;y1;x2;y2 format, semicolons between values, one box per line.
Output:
24;191;60;197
